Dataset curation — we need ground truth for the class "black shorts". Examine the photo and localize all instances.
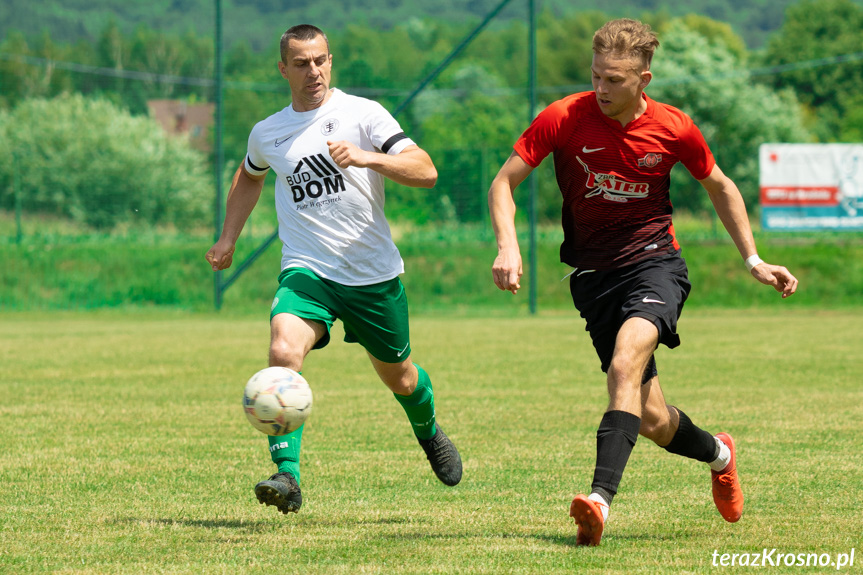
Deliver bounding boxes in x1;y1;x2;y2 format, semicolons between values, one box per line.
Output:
569;250;691;381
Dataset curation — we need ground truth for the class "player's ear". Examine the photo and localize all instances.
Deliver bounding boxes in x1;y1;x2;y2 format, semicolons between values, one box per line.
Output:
640;69;652;89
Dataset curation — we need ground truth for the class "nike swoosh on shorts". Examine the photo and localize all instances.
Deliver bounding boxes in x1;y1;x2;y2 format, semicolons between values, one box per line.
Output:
642;297;666;304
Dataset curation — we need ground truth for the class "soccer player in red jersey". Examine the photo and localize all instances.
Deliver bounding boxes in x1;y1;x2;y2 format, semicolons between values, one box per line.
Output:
488;18;798;545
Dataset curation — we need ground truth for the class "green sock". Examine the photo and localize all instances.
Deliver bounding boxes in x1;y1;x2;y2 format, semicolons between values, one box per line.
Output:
393;364;436;440
268;424;303;485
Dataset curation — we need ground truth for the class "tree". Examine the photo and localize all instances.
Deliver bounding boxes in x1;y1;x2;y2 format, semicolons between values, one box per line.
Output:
762;0;863;141
0;94;212;230
650;20;811;214
678;13;748;62
535;9;608;102
409;64;523;224
0;31;85;109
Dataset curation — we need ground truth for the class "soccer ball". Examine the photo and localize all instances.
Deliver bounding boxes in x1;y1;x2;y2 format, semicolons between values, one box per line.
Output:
243;367;313;435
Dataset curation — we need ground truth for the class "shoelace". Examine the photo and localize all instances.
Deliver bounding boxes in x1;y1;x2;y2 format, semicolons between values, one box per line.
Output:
427;435;452;462
716;471;736;487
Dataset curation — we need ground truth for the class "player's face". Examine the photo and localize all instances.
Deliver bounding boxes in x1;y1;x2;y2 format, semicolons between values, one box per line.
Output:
591;53;651;125
278;35;333;112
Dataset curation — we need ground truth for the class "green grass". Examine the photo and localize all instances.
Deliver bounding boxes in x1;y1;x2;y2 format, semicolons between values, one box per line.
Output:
4;219;863;312
1;309;861;573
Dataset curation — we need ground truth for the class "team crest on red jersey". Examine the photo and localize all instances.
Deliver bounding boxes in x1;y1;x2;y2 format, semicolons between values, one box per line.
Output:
577;157;649;203
638;153;662;168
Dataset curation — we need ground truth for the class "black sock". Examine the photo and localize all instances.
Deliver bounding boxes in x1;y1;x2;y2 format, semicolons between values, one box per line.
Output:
662;407;718;463
591;410;641;506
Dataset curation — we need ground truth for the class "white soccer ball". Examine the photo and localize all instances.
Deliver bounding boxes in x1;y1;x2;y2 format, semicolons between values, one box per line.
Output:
243;367;313;435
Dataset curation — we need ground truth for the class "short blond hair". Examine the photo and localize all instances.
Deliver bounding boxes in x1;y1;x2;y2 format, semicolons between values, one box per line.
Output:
592;19;659;71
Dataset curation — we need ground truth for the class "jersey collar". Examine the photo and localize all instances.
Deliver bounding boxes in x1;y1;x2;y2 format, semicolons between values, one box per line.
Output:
591;92;654;132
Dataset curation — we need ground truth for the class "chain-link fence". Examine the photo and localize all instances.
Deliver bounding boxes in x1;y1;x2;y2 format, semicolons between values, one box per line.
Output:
0;1;551;311
0;1;547;234
5;1;854;311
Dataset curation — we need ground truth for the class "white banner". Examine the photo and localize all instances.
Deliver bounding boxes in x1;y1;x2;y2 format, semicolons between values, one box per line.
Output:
759;143;863;230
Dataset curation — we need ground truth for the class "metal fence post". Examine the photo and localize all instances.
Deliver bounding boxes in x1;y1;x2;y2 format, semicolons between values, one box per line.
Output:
13;150;23;244
527;0;538;315
213;0;225;310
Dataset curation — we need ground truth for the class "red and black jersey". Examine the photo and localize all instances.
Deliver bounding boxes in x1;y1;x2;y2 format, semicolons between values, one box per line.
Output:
514;91;715;270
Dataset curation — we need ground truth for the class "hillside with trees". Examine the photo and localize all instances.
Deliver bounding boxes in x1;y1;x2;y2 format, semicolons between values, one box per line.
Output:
1;0;861;230
3;0;862;49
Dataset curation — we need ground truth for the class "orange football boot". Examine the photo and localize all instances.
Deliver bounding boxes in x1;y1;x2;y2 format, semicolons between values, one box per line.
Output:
712;432;743;522
570;494;606;546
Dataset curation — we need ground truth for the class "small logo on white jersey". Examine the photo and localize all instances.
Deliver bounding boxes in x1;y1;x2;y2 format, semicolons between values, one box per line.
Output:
320;118;340;136
642;297;666;304
274;135;293;147
582;146;605;153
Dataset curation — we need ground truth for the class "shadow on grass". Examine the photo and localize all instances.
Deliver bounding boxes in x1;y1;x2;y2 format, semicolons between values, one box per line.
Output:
113;517;278;532
113;514;418;532
113;516;690;549
534;531;691;547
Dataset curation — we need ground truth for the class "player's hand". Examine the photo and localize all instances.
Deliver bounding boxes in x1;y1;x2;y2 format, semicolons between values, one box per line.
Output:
492;248;523;294
327;140;371;169
206;239;236;271
751;263;798;298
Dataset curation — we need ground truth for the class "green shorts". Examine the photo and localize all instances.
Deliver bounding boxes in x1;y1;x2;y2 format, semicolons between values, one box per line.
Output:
270;267;411;364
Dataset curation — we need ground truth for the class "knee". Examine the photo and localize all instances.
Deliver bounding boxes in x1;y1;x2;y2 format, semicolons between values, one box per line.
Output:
607;356;643;396
384;365;417;396
269;338;305;371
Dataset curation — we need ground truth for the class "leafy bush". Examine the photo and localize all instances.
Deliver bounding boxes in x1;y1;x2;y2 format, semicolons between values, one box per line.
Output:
0;94;212;229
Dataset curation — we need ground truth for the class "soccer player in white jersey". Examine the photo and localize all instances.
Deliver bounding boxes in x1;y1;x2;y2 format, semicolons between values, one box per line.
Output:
206;24;462;514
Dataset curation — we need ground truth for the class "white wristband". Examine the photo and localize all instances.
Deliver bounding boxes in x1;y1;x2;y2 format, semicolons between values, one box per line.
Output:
744;254;764;272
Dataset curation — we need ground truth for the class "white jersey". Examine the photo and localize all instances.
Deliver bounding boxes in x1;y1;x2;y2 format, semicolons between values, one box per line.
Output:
245;88;415;285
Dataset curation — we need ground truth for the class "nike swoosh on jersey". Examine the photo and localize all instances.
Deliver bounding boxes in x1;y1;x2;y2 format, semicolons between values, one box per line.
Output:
396;342;410;357
582;146;605;153
275;135;293;147
642;297;666;304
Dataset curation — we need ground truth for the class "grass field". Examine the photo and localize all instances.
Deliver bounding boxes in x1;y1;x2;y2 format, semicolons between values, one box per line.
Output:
1;309;861;574
4;216;863;313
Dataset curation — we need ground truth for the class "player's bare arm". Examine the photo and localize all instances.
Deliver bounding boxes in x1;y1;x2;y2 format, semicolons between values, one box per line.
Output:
206;164;267;271
699;164;799;298
326;140;437;188
488;151;534;294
